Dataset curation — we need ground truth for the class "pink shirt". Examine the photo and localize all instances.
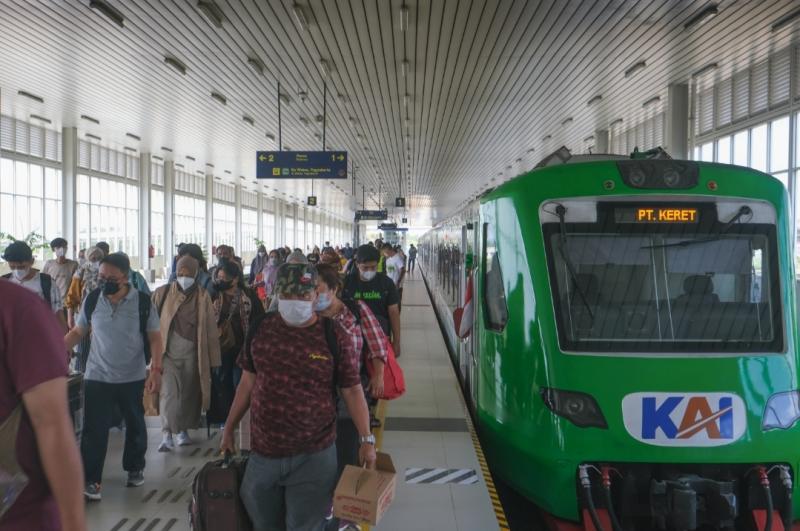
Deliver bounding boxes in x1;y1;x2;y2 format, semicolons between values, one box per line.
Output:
0;281;68;530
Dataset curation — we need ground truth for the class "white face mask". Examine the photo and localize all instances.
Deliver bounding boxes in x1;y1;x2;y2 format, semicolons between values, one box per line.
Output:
314;292;332;312
90;261;100;271
278;299;314;326
55;248;66;258
258;252;266;258
11;268;29;281
177;276;195;291
360;270;377;281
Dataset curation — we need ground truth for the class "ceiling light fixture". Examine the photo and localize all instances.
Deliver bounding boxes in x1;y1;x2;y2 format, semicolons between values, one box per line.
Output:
29;114;51;125
279;93;291;105
89;0;124;28
609;118;624;127
197;0;224;28
80;114;100;124
225;170;232;174
206;163;214;168
293;3;309;32
85;133;101;141
772;7;800;31
401;59;410;77
404;93;410;107
399;4;409;31
692;62;719;78
247;56;266;76
266;132;276;141
527;148;535;153
684;3;719;30
624;60;647;78
584;135;595;142
211;92;227;105
320;59;332;78
186;155;196;161
17;90;44;103
124;146;137;153
587;94;602;106
161;146;173;152
164;56;188;75
152;155;164;161
126;132;141;141
642;95;661;108
243;115;255;126
562;117;573;126
542;135;551;142
175;163;185;168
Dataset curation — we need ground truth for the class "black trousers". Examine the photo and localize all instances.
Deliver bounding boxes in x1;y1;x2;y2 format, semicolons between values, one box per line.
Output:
81;379;147;484
336;418;360;478
408;257;416;272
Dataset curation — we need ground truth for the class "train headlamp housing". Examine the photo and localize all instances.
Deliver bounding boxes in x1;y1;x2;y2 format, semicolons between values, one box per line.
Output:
540;388;608;429
762;390;800;431
617;160;699;189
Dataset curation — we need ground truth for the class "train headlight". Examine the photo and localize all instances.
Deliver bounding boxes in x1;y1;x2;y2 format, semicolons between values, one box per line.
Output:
540;388;608;429
763;391;800;431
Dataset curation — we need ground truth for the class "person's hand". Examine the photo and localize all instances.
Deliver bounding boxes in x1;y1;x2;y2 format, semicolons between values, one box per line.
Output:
145;371;162;394
359;443;377;469
220;428;236;455
392;339;401;358
368;373;385;399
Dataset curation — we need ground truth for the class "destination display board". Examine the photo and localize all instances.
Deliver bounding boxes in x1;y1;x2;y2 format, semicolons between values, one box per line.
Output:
354;209;388;221
256;151;347;179
615;206;699;224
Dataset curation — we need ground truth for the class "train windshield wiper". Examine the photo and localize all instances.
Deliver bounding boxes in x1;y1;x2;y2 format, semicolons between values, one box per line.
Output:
555;204;594;322
641;206;752;250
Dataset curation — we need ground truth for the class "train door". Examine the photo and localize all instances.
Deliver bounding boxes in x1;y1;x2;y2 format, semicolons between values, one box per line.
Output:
464;220;479;410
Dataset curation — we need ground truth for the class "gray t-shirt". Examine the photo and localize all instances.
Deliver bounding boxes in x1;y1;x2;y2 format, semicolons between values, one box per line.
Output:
77;289;160;383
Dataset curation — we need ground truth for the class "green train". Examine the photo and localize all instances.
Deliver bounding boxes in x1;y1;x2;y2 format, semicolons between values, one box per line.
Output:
419;149;800;531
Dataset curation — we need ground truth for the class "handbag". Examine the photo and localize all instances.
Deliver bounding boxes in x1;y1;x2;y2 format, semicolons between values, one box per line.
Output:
367;339;406;400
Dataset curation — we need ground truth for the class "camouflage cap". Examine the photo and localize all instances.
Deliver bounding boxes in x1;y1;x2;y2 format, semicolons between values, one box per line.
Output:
274;263;318;296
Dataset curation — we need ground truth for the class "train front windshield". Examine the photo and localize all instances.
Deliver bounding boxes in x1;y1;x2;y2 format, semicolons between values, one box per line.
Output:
543;203;783;353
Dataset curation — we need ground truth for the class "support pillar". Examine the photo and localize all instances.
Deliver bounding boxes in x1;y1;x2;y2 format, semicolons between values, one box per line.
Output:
164;161;175;270
205;173;213;254
666;83;690;159
62;127;78;257
234;183;242;253
139;153;151;273
594;129;609;153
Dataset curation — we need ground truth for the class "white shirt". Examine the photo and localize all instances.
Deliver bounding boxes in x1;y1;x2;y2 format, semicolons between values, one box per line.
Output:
384;254;405;286
5;271;63;312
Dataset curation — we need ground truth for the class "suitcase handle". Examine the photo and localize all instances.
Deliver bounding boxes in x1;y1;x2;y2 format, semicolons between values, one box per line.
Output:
222;450;233;468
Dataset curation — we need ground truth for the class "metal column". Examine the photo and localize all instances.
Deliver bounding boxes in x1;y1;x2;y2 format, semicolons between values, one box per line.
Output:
139;153;151;274
164;161;175;270
62;127;78;257
666;83;690;159
594;129;609;153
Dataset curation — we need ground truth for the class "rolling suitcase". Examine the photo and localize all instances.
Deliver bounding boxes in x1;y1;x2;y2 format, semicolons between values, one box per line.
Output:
189;451;252;531
67;372;84;444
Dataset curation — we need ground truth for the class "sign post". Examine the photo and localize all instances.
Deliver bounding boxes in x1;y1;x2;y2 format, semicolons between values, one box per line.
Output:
256;151;348;179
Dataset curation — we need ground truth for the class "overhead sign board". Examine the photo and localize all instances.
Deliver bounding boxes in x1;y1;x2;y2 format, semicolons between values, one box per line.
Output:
395;197;406;208
256;151;348;179
354;209;388;221
307;196;317;206
401;218;408;224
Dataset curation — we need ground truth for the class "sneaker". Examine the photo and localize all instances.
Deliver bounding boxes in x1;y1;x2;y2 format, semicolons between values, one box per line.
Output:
338;522;361;531
176;431;193;446
158;433;174;452
126;470;144;487
84;483;102;501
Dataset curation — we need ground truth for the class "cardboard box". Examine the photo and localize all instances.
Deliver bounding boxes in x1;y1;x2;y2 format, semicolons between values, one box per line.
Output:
333;452;397;525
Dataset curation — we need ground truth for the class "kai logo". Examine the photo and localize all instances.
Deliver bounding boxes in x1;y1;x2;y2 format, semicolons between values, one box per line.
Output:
622;393;746;447
309;353;328;362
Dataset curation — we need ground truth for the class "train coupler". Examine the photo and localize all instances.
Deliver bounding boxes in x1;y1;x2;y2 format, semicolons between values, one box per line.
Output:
650;475;736;530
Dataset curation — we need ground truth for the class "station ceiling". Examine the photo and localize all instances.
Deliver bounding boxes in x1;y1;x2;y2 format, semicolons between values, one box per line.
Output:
0;0;798;225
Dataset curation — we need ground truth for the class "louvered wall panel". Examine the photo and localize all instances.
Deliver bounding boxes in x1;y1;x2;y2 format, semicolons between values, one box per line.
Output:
732;70;751;122
0;116;13;151
653;113;664;148
795;46;800;100
769;49;791;107
715;78;733;128
698;88;715;135
14;120;28;154
750;60;769;115
29;124;43;157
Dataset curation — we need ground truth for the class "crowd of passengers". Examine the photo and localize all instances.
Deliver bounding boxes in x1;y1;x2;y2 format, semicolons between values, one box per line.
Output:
1;235;417;531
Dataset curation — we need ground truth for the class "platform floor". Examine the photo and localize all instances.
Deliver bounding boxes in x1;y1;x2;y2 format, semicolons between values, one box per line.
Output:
86;275;500;531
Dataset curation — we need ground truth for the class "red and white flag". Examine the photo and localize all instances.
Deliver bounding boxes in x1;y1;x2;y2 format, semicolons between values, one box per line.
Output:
455;271;474;338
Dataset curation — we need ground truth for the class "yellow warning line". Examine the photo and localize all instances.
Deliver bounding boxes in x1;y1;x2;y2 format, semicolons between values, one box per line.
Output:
464;411;511;531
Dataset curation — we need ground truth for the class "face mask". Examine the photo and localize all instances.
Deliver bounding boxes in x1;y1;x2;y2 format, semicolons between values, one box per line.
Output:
90;261;100;271
102;280;121;295
177;276;195;291
268;258;277;266
360;270;377;281
216;280;233;291
278;299;314;326
55;248;66;258
11;268;29;281
314;292;332;312
258;252;266;258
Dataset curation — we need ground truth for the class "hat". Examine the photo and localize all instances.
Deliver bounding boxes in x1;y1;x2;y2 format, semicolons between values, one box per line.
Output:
286;250;309;264
274;263;318;296
1;241;33;262
176;255;199;277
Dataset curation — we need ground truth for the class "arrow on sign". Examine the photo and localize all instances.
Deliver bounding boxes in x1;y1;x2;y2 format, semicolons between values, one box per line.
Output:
336;155;344;161
259;154;267;162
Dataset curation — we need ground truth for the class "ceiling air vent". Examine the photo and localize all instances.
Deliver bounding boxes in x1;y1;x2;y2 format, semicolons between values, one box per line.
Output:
81;114;100;125
211;92;227;105
126;132;141;141
18;90;44;103
197;0;224;28
85;133;101;141
29;114;51;124
164;56;188;75
89;0;124;28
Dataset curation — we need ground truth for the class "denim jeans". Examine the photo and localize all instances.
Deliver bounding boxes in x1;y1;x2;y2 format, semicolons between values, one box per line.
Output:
80;379;147;484
241;445;337;531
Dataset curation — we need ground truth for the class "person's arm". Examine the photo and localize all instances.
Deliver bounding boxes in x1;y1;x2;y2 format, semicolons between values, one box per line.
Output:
388;303;401;357
368;358;385;398
146;330;164;393
220;370;255;453
340;385;377;468
64;325;87;351
22;377;87;531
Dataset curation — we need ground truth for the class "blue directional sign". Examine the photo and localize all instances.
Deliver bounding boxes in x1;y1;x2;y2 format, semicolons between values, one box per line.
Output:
354;209;388;221
256;151;348;180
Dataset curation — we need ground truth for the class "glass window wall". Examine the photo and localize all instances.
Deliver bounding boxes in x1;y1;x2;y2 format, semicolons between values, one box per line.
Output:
76;174;139;267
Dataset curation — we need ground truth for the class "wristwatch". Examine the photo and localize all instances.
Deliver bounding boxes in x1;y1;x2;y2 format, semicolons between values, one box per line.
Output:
359;434;376;445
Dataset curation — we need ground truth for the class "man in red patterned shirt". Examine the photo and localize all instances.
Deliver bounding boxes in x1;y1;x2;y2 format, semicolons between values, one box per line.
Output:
221;263;375;531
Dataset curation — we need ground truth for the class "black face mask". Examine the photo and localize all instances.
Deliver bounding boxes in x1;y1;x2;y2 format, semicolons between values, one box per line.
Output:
102;280;121;295
216;280;233;291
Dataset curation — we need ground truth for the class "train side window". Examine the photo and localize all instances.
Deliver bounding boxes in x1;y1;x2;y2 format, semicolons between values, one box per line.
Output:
483;222;508;331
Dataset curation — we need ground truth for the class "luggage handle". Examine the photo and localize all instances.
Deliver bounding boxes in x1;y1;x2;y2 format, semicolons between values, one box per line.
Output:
222;450;233;468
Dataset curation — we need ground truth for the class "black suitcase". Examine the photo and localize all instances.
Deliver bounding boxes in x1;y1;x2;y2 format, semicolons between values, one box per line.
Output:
67;372;84;443
189;452;252;531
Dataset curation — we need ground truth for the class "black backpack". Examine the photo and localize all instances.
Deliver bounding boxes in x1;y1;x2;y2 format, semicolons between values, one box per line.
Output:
2;272;52;307
83;287;154;364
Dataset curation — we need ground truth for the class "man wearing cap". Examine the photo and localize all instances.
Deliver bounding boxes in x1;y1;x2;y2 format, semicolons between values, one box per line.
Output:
2;241;64;319
221;263;376;531
63;252;164;501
